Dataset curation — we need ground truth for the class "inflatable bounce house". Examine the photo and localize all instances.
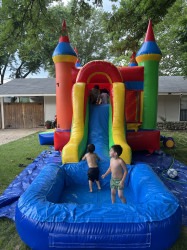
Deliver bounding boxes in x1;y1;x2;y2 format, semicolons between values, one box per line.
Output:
15;20;182;249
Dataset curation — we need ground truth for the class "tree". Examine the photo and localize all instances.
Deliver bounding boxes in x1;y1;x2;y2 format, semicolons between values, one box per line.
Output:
0;0;98;83
66;8;110;65
155;0;187;76
1;0;185;84
46;1;110;76
102;0;178;57
0;0;62;84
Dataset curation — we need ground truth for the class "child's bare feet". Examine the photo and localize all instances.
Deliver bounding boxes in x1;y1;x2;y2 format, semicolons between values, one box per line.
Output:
96;181;101;190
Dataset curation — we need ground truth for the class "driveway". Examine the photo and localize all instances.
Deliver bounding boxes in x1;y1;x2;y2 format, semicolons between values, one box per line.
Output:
0;128;44;145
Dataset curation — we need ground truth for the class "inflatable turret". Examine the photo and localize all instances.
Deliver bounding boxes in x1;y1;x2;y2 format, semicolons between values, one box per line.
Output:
52;20;77;129
74;47;82;68
128;52;138;67
136;20;162;129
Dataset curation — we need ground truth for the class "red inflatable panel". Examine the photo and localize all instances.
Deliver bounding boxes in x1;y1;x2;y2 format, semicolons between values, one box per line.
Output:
119;66;144;82
54;130;71;151
72;66;80;83
88;74;110;83
127;130;160;153
126;91;138;122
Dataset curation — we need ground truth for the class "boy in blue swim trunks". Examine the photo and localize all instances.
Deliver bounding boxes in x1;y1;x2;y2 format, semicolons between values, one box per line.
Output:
102;145;127;203
82;144;101;192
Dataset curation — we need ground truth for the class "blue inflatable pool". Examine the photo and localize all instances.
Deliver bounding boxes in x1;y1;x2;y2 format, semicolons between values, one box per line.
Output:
15;160;181;250
15;105;181;249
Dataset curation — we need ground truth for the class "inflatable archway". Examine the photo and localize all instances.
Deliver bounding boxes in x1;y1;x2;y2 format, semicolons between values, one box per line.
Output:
76;60;123;84
62;60;132;164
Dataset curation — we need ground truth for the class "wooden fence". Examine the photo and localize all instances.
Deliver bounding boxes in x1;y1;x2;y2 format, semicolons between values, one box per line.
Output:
0;104;1;129
3;103;44;129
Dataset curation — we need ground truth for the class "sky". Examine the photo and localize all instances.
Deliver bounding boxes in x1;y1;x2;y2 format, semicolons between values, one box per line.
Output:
57;0;119;12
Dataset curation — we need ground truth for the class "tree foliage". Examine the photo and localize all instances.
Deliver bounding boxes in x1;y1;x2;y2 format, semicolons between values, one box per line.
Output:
45;1;110;76
0;0;108;83
155;0;187;76
0;0;186;84
0;0;60;84
102;0;178;54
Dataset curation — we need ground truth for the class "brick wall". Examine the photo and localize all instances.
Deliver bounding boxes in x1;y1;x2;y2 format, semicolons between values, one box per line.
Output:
157;122;187;130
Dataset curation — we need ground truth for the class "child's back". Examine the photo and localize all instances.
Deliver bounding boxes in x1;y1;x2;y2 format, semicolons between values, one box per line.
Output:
83;152;99;168
82;144;101;192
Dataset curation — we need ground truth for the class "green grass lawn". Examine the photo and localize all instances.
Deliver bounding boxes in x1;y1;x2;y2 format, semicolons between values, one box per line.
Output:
0;131;187;250
161;131;187;166
0;132;49;250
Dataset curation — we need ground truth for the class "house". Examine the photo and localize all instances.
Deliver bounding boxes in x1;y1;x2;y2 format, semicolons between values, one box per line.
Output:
158;76;187;122
0;78;56;129
0;76;186;129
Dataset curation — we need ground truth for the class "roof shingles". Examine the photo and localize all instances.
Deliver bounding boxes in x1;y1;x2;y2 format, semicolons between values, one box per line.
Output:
0;76;186;97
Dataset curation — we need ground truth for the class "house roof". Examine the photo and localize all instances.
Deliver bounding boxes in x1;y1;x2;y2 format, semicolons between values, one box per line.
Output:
158;76;187;94
0;78;56;97
0;76;186;97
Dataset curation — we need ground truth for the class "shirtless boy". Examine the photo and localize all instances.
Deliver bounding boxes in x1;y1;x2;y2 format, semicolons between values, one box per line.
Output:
82;144;101;192
102;145;127;203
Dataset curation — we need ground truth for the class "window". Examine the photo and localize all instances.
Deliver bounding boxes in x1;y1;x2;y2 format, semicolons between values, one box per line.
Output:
180;96;187;121
3;96;44;103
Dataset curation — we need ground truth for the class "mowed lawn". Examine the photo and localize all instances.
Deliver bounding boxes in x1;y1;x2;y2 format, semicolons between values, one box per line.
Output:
0;131;187;250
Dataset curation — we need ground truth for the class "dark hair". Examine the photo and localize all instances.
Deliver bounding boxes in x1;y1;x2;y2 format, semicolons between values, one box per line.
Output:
87;144;95;153
111;144;123;156
94;85;99;90
101;88;109;94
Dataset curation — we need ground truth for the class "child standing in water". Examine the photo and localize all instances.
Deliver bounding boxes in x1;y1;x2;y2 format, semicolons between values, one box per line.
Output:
82;144;101;192
102;145;127;204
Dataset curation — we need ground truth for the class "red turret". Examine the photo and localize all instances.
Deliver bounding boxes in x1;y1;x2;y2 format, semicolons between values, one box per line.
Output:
128;51;138;66
59;20;69;42
144;19;155;42
74;47;81;67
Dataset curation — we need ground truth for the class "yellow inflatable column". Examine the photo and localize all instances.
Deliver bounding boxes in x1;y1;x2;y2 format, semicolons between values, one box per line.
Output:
62;82;86;163
112;82;132;164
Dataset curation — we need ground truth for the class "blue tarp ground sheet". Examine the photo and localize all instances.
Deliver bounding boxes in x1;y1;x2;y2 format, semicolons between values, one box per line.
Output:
0;149;187;226
132;150;187;226
0;149;61;220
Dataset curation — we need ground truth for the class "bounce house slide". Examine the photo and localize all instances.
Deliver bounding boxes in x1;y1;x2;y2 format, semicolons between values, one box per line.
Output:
88;103;110;160
62;82;131;164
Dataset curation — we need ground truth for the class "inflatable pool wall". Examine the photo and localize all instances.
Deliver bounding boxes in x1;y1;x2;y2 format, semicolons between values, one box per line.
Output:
15;161;181;250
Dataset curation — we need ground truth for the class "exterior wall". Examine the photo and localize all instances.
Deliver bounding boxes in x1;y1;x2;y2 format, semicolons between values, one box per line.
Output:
44;94;182;127
157;95;180;122
44;96;56;122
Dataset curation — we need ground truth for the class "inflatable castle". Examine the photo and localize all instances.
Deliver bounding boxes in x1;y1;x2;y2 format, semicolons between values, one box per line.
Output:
16;20;181;250
52;20;161;164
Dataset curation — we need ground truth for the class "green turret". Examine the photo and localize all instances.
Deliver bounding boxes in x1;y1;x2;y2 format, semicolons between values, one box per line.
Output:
136;20;162;129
